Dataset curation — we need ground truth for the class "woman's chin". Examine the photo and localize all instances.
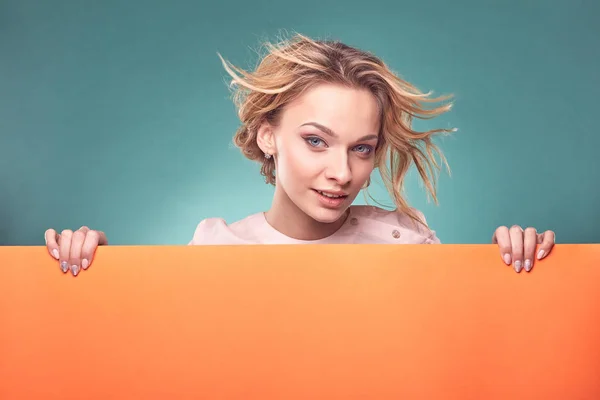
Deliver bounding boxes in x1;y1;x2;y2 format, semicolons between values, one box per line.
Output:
308;206;350;224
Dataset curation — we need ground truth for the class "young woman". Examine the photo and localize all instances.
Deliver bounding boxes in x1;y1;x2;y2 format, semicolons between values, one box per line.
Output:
44;33;555;276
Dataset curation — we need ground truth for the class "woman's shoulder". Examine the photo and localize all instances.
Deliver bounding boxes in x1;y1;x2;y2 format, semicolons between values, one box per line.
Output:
188;212;266;245
350;204;428;225
348;205;441;244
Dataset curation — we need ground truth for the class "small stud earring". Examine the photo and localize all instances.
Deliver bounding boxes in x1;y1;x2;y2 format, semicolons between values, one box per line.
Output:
264;153;272;159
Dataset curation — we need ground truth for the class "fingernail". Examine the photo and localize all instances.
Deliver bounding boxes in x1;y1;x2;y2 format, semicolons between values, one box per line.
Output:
514;260;522;273
52;249;59;259
525;259;532;272
82;259;89;270
537;250;545;260
70;265;79;276
503;254;511;265
60;261;68;273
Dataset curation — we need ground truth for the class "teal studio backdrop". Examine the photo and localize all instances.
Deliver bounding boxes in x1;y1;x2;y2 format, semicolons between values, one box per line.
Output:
1;0;598;245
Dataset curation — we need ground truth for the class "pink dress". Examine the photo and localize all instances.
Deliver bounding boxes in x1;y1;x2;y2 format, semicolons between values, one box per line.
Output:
188;205;441;245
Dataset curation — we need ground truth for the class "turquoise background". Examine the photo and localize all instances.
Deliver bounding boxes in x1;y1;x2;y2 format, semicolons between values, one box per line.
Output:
1;0;598;245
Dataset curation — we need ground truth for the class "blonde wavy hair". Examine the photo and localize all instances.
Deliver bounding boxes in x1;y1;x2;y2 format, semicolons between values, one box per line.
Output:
218;32;455;227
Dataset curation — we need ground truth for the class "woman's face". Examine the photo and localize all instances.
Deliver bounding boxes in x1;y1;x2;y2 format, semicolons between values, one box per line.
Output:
268;83;381;224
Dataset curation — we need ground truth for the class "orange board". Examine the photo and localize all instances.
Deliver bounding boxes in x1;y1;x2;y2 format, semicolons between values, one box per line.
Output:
1;244;600;399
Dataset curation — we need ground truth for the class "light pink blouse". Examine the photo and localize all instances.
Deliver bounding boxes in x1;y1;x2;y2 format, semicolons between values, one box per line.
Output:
188;205;441;245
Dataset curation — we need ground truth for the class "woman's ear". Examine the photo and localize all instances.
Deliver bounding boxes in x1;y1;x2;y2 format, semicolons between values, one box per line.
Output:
256;122;276;157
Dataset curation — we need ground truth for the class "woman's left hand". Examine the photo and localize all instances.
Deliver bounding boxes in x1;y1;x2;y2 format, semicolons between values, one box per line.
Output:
492;225;556;273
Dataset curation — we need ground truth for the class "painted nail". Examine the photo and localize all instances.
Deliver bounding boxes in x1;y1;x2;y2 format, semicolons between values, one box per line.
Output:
60;261;68;273
503;254;511;265
82;259;89;270
52;249;59;259
514;260;522;273
71;265;79;276
537;250;545;260
525;259;532;272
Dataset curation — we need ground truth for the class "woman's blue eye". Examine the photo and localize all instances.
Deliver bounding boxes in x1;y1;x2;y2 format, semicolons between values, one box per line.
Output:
354;144;373;154
306;137;324;147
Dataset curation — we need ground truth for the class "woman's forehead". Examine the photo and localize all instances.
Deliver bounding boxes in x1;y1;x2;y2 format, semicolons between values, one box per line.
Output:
281;84;380;133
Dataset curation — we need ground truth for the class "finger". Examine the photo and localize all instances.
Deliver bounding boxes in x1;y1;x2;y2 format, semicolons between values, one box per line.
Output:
44;229;60;260
493;226;513;265
58;230;73;273
77;226;90;234
509;225;524;273
523;227;538;272
536;230;556;260
80;230;106;270
69;230;86;276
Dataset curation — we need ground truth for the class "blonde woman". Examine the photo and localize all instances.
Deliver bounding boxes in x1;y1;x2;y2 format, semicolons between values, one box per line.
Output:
44;33;555;276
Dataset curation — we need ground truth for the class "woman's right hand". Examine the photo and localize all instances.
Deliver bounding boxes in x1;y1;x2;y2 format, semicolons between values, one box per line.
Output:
44;226;108;276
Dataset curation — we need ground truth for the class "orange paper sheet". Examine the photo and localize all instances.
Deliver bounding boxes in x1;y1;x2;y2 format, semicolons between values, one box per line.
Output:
1;244;600;399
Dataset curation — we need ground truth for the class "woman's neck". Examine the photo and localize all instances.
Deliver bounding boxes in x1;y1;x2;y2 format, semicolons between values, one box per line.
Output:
264;187;349;241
